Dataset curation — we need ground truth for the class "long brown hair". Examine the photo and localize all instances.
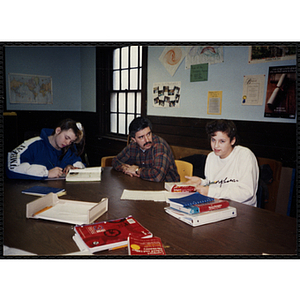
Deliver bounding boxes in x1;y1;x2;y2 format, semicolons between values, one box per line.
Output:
52;119;85;159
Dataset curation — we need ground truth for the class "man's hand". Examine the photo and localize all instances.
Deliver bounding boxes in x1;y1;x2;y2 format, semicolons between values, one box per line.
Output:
121;164;140;177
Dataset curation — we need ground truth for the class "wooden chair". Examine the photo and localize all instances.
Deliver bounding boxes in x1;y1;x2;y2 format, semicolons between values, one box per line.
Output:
175;160;193;182
101;156;115;168
257;157;282;212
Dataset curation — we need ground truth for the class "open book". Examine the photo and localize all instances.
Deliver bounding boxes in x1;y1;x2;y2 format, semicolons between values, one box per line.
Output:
66;167;102;182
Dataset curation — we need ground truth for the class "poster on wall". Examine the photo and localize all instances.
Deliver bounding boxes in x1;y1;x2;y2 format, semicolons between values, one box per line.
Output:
207;91;222;115
159;47;186;76
242;74;265;105
185;46;224;69
8;73;53;104
152;82;181;108
248;46;296;64
264;65;296;119
190;63;208;82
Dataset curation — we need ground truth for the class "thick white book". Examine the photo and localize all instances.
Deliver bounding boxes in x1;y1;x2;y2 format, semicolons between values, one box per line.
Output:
164;206;237;227
66;167;102;182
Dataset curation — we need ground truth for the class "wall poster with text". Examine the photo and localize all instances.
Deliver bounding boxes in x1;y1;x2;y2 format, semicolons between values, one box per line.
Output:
248;46;296;64
264;65;296;119
207;91;222;115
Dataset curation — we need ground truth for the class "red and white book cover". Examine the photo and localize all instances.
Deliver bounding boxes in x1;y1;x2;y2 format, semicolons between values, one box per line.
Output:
164;182;196;193
170;199;229;214
73;216;152;253
128;236;166;255
195;199;229;212
171;185;196;193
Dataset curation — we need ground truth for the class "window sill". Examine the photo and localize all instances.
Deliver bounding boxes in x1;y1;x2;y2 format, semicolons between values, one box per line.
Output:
98;134;128;143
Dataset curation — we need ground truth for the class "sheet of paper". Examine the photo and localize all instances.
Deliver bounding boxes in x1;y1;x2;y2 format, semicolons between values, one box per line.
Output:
3;245;37;256
34;201;95;224
207;91;222;115
120;189;192;202
242;74;265;105
121;189;167;201
159;46;186;76
185;46;224;69
190;63;208;82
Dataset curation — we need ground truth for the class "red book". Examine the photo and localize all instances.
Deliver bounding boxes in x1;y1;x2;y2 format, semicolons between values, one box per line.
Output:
196;199;229;212
169;199;229;214
128;236;166;255
73;216;153;253
171;185;196;193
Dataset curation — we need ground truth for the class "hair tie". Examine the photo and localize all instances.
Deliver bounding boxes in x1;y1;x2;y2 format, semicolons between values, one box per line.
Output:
76;122;83;131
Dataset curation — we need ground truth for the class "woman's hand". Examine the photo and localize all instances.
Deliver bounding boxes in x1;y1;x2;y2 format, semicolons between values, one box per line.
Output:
63;165;78;174
185;176;202;186
185;176;209;196
195;185;209;196
48;167;63;178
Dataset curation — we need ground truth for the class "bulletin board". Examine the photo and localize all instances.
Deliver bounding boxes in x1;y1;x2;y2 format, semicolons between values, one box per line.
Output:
147;45;297;123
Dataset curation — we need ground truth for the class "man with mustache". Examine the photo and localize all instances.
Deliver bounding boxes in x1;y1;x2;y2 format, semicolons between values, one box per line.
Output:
112;117;180;182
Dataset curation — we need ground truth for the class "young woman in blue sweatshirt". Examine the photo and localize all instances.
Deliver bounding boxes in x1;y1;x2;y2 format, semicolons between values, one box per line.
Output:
7;119;86;180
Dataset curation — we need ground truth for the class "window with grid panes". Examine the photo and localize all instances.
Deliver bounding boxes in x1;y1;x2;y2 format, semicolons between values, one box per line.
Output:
110;46;142;136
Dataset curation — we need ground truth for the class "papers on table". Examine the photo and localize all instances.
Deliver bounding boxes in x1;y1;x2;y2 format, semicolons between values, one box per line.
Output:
120;189;191;202
3;245;37;256
26;193;108;225
34;201;99;224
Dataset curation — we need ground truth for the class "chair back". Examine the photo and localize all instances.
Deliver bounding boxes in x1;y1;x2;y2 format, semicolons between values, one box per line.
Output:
175;160;193;182
101;156;115;167
256;157;282;211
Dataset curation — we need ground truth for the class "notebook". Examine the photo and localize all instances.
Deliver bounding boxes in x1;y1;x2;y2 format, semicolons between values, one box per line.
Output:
22;186;66;197
168;192;214;207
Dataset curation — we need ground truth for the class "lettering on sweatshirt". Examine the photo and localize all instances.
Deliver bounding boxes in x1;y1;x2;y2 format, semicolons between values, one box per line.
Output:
214;177;239;187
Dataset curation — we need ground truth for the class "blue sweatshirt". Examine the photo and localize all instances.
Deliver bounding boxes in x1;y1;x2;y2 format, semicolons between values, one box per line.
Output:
6;128;84;180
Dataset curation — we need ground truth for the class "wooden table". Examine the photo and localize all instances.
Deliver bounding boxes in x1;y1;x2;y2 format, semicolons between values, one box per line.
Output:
3;167;298;257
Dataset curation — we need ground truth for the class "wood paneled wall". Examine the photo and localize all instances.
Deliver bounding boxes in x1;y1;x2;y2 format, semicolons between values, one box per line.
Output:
4;111;101;166
4;111;296;169
147;116;296;168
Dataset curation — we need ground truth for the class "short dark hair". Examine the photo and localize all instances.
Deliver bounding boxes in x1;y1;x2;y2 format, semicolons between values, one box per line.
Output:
129;117;152;139
206;119;238;146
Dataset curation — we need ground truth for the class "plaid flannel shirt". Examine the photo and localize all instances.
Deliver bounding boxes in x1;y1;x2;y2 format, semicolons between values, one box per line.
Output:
112;134;180;182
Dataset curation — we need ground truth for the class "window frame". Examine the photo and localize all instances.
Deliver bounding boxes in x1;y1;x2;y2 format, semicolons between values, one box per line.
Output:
96;45;147;141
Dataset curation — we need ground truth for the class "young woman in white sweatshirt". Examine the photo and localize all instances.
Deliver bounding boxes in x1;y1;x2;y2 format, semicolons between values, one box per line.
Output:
186;119;259;206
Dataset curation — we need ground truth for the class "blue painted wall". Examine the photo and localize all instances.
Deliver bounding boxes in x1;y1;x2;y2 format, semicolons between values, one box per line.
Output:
5;46;96;112
147;46;296;123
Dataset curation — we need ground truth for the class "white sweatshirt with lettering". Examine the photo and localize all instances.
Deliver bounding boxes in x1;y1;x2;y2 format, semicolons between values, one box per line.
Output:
202;145;259;206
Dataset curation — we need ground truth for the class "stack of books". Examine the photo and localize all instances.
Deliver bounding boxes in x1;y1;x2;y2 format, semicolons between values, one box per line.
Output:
72;215;166;255
73;215;153;253
165;191;237;227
